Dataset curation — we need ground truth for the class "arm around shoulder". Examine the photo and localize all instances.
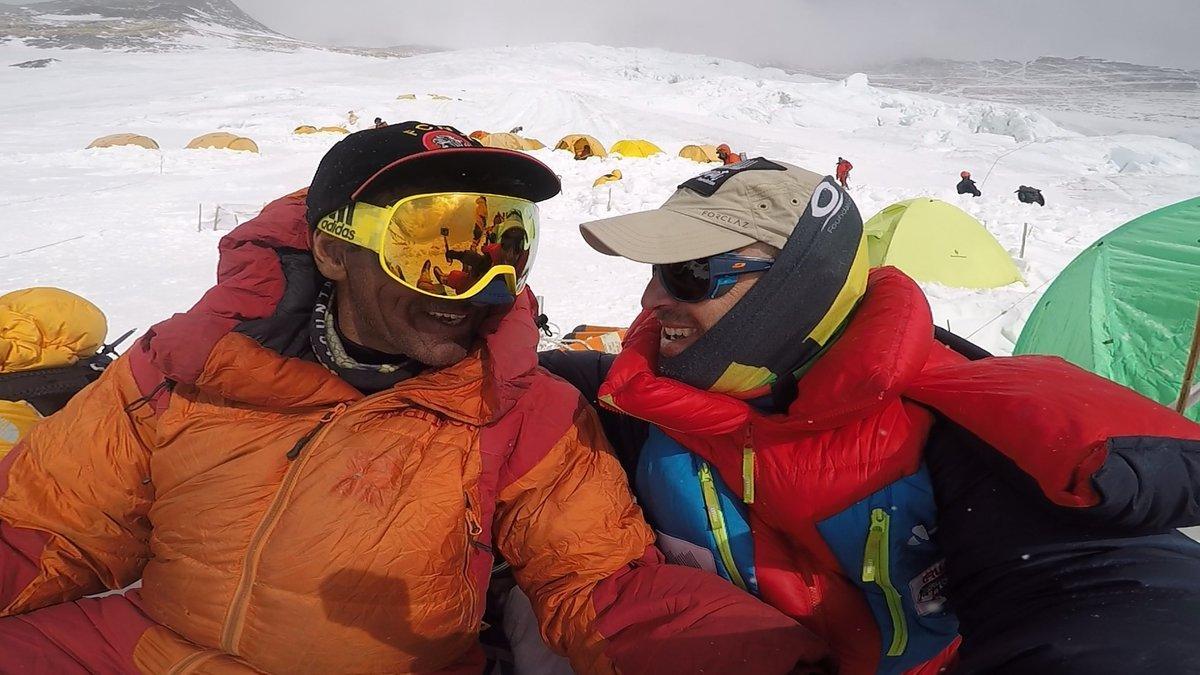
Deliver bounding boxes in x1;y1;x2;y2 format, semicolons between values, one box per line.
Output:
495;396;826;674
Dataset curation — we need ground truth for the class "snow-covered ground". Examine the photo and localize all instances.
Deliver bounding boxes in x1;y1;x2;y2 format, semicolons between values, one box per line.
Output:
818;57;1200;150
3;40;1199;356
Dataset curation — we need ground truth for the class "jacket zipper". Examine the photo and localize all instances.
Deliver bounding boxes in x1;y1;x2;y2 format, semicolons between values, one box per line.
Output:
697;462;748;591
164;649;219;675
741;425;755;505
462;492;484;630
862;507;908;657
220;402;348;654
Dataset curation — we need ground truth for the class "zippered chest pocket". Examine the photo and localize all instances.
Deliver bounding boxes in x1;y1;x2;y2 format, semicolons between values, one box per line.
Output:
816;465;959;675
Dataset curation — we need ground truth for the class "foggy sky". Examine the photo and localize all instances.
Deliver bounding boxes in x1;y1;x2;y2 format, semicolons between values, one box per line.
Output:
233;0;1200;71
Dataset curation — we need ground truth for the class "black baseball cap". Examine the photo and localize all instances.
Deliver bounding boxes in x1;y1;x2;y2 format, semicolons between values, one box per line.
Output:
305;121;561;228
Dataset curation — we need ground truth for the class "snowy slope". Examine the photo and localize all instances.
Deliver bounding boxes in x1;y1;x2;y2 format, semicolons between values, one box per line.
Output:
817;57;1200;149
2;40;1199;357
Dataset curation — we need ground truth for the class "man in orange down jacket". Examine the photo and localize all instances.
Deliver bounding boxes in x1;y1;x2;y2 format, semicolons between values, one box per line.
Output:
0;122;826;674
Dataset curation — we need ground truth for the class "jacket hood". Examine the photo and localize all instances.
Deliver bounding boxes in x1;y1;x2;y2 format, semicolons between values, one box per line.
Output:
128;189;541;424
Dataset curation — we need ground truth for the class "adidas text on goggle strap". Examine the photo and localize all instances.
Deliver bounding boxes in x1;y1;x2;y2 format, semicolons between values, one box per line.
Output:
316;192;539;302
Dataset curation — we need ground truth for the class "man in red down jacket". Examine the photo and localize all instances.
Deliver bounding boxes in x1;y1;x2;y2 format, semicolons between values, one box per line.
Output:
835;157;852;188
541;158;1200;674
0;125;826;674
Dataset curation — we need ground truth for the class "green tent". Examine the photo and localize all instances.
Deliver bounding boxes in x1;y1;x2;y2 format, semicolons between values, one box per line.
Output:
1015;196;1200;421
864;198;1023;288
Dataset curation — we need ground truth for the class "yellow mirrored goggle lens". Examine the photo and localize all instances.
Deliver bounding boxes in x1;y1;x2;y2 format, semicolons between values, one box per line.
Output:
316;193;539;301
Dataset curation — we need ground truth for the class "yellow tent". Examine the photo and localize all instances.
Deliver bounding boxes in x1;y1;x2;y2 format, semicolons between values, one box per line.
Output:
555;134;607;159
610;139;662;158
294;125;319;135
593;169;623;187
479;133;546;151
186;132;260;153
864;198;1023;289
87;133;158;150
319;126;350;135
429;94;452;100
397;93;417;100
679;144;721;163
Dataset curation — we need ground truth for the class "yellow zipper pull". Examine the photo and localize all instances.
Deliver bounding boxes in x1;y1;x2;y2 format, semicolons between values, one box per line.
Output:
742;435;756;505
698;465;724;529
863;507;909;657
862;509;886;583
697;462;748;590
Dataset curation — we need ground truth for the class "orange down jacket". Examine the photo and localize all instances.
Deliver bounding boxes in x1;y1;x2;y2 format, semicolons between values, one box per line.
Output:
0;191;820;674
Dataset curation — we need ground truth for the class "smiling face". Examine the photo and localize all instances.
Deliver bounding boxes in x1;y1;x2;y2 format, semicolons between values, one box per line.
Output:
313;235;488;367
311;178;497;367
640;241;777;358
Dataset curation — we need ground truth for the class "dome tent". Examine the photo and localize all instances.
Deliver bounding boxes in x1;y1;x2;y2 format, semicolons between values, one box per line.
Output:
554;134;607;159
863;198;1022;289
87;133;158;150
1015;197;1200;421
186;132;259;153
319;126;350;135
478;133;546;151
294;125;319;135
679;144;721;163
610;139;662;158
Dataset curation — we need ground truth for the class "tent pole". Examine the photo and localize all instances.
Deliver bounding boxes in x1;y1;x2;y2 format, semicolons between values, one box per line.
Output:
1020;223;1029;258
197;204;202;232
1176;301;1200;414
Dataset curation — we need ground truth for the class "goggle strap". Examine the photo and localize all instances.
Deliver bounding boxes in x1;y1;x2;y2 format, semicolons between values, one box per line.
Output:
315;202;388;250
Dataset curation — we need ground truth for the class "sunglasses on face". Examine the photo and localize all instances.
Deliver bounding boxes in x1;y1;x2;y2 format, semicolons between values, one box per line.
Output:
654;253;775;303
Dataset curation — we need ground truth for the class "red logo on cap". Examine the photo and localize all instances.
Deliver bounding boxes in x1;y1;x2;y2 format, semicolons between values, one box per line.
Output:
423;131;471;150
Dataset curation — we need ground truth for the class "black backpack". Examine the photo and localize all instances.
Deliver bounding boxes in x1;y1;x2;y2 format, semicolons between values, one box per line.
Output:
0;330;134;416
1016;185;1045;206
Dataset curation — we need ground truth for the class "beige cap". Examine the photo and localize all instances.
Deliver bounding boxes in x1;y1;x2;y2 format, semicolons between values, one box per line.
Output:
581;159;824;264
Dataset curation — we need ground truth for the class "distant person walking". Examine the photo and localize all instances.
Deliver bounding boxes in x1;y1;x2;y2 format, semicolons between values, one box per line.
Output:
957;170;981;197
374;117;388;129
835;157;853;188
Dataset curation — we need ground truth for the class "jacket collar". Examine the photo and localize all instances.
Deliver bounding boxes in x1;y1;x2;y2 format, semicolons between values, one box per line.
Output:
598;267;934;437
138;189;540;426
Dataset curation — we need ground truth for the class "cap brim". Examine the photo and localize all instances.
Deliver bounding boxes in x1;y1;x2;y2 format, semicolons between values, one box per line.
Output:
580;208;757;264
352;147;561;203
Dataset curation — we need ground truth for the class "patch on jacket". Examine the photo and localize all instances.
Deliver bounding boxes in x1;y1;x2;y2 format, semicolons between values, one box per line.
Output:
909;558;949;617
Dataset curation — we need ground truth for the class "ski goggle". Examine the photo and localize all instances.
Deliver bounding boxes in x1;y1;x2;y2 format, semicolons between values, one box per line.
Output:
654;253;774;303
315;192;538;302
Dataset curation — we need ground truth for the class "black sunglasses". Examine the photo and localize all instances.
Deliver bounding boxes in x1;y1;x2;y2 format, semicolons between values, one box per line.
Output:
654;253;775;303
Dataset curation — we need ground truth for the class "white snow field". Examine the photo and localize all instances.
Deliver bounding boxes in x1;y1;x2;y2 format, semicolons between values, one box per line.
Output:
2;39;1199;355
